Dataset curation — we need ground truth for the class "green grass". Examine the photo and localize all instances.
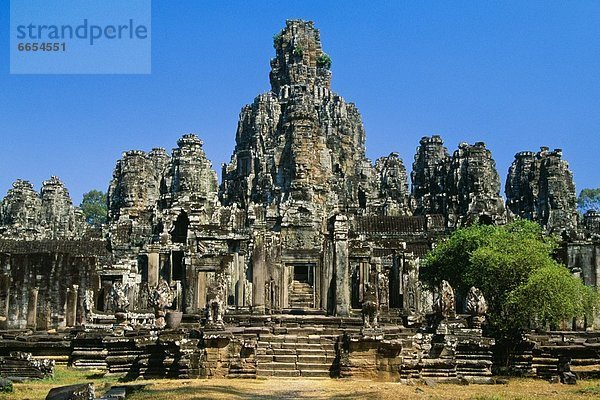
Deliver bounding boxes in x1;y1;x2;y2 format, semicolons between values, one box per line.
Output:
573;384;600;395
0;365;119;400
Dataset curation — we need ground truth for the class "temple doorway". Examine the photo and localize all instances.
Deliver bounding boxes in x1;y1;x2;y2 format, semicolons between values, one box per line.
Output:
289;263;315;308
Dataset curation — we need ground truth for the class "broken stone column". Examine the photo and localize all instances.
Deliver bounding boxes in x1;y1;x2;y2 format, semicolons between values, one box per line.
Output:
26;287;38;330
66;285;78;327
334;215;350;317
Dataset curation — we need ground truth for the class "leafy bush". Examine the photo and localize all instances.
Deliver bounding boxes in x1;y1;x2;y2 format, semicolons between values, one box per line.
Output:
293;45;304;57
317;53;332;69
0;377;13;393
272;31;283;47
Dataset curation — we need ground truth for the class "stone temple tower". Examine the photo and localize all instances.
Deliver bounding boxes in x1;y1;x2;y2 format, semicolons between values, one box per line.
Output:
220;19;374;221
506;147;578;236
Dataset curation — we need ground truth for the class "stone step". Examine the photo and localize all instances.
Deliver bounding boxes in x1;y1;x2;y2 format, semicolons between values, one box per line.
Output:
298;355;328;364
256;354;273;362
271;348;296;355
228;368;256;378
273;369;301;377
297;362;332;371
280;342;324;350
289;295;313;302
292;281;312;287
270;362;297;370
297;347;335;355
257;369;301;377
273;355;297;363
299;369;331;378
289;302;313;309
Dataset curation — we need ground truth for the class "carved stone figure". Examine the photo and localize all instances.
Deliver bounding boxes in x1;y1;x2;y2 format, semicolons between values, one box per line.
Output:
149;279;174;329
110;282;129;313
361;283;379;329
377;270;389;310
438;280;456;319
206;272;228;328
465;286;488;328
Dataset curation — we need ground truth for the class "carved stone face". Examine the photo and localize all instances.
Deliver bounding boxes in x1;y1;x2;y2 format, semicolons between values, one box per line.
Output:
295;162;308;179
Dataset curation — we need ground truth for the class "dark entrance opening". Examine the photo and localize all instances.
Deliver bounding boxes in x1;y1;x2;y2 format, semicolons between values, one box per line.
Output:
172;251;185;281
293;264;310;283
138;255;148;283
171;211;189;244
172;251;186;310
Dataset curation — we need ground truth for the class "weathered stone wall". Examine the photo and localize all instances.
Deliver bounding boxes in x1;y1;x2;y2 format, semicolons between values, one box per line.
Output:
567;241;600;296
0;240;107;329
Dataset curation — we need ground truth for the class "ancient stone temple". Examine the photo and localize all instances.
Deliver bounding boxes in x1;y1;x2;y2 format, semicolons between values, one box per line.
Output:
0;19;597;383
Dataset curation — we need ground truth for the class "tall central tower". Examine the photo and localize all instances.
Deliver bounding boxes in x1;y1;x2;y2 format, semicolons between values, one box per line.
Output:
221;20;374;228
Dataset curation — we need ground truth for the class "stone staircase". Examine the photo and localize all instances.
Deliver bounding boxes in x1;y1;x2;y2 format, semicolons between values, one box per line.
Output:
256;333;338;377
289;281;314;309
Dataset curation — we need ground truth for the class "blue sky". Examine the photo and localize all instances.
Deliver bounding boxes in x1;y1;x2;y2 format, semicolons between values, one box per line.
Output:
1;1;599;204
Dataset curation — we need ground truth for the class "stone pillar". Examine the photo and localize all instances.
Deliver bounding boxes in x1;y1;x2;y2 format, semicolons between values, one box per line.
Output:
197;271;207;310
334;215;350;316
252;234;266;314
66;285;79;327
0;274;10;329
235;254;243;308
595;244;600;292
26;287;38;330
148;251;160;287
321;241;331;312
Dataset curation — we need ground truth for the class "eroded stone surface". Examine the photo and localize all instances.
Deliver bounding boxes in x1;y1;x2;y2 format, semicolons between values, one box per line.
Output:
506;147;578;235
0;177;86;240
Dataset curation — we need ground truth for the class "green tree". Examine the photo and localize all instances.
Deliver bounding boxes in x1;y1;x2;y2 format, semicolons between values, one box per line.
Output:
80;190;108;226
577;188;600;214
421;219;597;338
507;265;598;329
